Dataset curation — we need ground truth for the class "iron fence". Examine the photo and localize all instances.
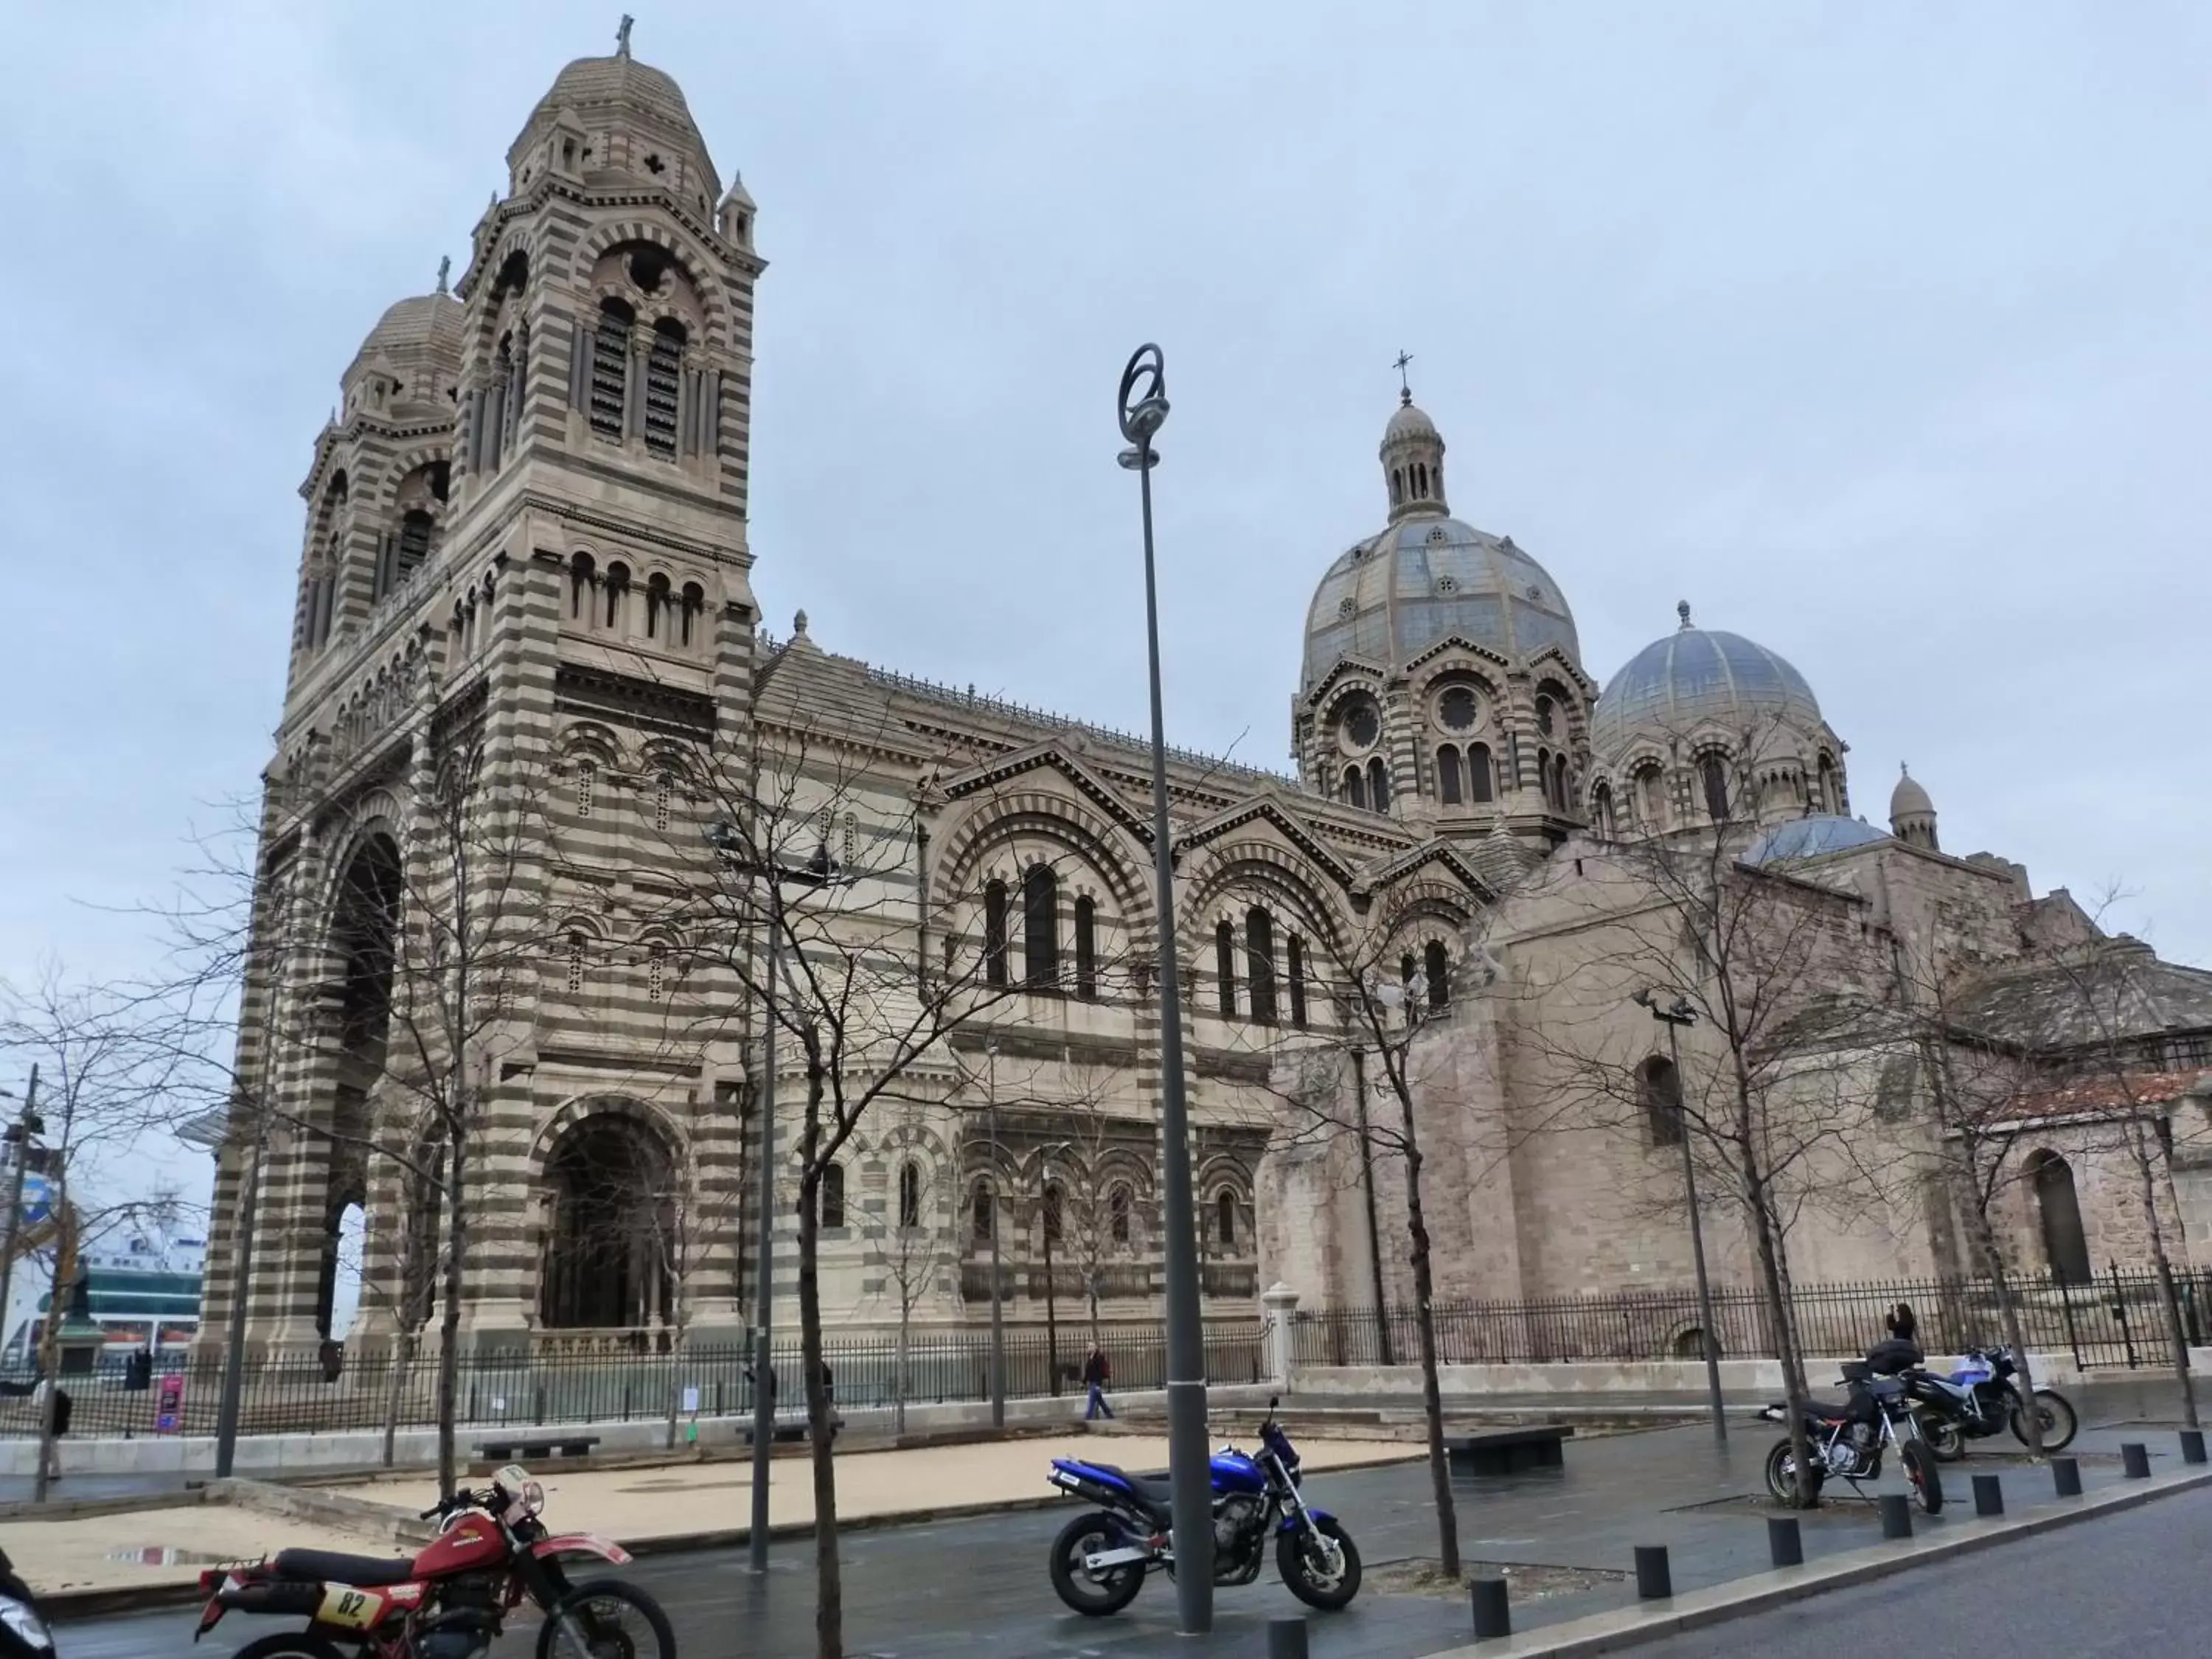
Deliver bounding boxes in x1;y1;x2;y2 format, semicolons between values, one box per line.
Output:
0;1318;1269;1442
1290;1267;2212;1374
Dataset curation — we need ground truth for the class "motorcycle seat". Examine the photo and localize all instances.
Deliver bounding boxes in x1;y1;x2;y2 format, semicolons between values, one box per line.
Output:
1088;1464;1176;1509
271;1548;420;1587
1804;1399;1855;1423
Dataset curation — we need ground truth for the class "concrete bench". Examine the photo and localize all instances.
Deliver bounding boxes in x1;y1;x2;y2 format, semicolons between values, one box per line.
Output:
473;1433;601;1464
1448;1425;1573;1475
739;1413;842;1445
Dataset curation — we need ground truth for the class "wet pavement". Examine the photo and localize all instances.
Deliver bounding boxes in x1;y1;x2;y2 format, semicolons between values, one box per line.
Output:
46;1377;2212;1657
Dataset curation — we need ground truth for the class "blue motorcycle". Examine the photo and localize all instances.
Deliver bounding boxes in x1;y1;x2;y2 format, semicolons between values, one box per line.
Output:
1043;1394;1362;1616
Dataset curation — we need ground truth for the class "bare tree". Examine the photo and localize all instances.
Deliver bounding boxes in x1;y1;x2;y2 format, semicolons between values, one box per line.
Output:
867;1093;955;1435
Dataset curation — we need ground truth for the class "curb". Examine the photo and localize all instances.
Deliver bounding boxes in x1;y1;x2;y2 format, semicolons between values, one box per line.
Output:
1416;1465;2212;1658
44;1447;1427;1621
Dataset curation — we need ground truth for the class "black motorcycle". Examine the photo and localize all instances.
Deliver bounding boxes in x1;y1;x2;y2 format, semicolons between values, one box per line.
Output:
1761;1358;1944;1513
1902;1345;2078;1461
0;1548;54;1659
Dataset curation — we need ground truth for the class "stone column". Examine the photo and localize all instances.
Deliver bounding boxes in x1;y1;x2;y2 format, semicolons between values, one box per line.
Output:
1262;1281;1300;1391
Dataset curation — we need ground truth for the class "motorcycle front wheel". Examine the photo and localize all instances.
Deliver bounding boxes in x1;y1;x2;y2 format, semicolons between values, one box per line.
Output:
1048;1512;1145;1617
1764;1437;1825;1507
1919;1411;1966;1462
536;1578;678;1659
2011;1389;2079;1453
1902;1441;1944;1514
1277;1516;1362;1611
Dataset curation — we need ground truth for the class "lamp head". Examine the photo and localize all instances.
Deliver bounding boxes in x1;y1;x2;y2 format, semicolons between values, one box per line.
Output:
1630;987;1655;1010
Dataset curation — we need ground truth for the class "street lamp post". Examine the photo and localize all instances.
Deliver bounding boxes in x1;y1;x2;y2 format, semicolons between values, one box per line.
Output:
705;824;838;1573
987;1040;1004;1427
1117;343;1213;1630
1634;990;1726;1441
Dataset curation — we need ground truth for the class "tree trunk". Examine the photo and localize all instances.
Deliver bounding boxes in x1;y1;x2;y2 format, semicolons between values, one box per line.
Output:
799;1063;844;1659
1988;1256;2047;1458
32;1248;66;1504
894;1298;909;1438
1733;1089;1815;1506
1392;1094;1461;1577
382;1326;417;1468
2128;1121;2199;1428
437;1130;469;1498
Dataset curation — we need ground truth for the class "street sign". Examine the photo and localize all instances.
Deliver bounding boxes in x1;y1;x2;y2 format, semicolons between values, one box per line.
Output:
156;1372;184;1433
18;1174;51;1225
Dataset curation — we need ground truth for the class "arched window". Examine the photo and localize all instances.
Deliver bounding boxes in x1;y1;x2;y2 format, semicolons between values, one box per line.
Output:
645;942;666;1004
1343;765;1366;809
1043;1182;1064;1246
680;582;704;647
1217;1189;1237;1248
575;760;595;819
588;299;633;439
821;1163;846;1230
1552;753;1570;813
1817;755;1840;814
645;572;671;640
1640;1055;1684;1147
1390;469;1404;505
1468;742;1495;803
653;773;673;833
1287;936;1308;1029
1637;765;1666;830
1700;754;1731;822
2030;1150;2092;1285
1023;863;1060;988
393;510;434;592
1537;747;1554;807
1074;896;1098;1000
644;319;685;457
1437;744;1463;805
983;880;1009;985
1368;757;1391;810
971;1178;993;1243
1425;939;1450;1010
1591;780;1615;838
565;930;588;995
568;552;595;619
1109;1183;1132;1245
1215;919;1238;1017
897;1161;921;1229
1247;907;1278;1025
1537;695;1557;738
603;562;630;631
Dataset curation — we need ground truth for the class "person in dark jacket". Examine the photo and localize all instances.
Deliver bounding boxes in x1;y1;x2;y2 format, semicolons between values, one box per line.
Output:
1081;1343;1114;1421
1886;1303;1918;1345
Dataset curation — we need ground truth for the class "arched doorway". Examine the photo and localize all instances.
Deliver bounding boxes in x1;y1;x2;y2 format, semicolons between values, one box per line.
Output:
538;1114;677;1330
317;836;401;1341
2028;1150;2092;1286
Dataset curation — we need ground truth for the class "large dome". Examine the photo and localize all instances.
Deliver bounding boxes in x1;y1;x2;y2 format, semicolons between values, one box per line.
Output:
1301;518;1581;692
1590;607;1822;761
508;48;720;198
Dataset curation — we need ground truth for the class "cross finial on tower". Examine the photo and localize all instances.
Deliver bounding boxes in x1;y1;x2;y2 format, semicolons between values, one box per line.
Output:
1677;599;1693;630
435;255;451;295
1900;760;1910;777
1392;349;1414;405
616;13;634;56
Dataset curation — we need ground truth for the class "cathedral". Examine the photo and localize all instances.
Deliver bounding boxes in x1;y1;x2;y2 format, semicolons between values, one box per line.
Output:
198;38;2212;1367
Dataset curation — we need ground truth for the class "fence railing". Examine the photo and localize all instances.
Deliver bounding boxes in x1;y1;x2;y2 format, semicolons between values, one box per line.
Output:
1288;1267;2212;1374
0;1318;1270;1443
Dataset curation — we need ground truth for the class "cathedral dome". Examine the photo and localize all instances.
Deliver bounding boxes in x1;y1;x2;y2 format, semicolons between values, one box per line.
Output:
509;44;721;198
1745;814;1889;864
1589;605;1822;762
1302;391;1582;694
1301;518;1581;693
1891;768;1934;820
343;290;463;417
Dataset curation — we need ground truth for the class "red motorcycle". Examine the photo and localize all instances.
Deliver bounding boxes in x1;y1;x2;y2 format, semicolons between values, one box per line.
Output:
194;1466;675;1659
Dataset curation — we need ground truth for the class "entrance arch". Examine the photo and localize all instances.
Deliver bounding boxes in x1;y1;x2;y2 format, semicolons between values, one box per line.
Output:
316;835;402;1340
538;1112;678;1329
2028;1149;2092;1286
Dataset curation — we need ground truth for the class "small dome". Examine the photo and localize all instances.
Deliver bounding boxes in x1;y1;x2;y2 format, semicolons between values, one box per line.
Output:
1385;397;1439;442
510;52;721;198
1745;815;1890;865
1891;765;1934;820
344;291;463;413
1590;606;1823;762
1302;517;1582;692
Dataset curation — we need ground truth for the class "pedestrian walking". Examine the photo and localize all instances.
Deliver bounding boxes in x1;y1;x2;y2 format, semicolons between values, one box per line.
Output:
1887;1302;1918;1346
1082;1343;1114;1421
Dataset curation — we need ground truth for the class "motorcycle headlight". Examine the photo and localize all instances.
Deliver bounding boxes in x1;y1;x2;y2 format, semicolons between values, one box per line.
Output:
0;1597;53;1652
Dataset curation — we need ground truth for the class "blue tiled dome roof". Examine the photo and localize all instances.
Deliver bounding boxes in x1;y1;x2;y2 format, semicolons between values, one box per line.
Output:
1745;815;1888;865
1301;517;1581;692
1590;616;1822;761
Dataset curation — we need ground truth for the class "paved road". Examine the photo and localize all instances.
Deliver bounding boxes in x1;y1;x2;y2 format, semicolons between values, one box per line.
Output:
1638;1479;2212;1657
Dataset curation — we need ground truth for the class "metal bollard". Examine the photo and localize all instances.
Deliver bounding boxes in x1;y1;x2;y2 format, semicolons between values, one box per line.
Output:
2183;1429;2207;1465
1634;1545;1672;1599
1470;1578;1512;1640
1878;1492;1912;1540
1972;1473;2003;1517
2122;1442;2151;1479
1766;1515;1803;1567
1266;1616;1310;1659
2053;1455;2082;1497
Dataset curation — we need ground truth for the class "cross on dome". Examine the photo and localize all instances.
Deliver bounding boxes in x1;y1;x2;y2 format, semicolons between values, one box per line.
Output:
1392;349;1415;406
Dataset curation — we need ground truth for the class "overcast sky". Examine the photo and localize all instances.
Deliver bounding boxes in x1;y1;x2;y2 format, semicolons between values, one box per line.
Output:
3;0;2208;1037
